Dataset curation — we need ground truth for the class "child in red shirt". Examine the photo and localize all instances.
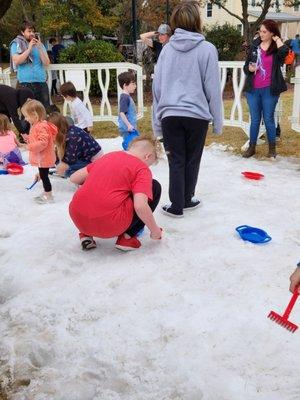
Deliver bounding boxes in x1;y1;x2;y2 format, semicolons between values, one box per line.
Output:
69;137;162;251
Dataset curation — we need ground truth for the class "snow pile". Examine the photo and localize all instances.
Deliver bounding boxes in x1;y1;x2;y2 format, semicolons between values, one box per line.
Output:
0;138;299;400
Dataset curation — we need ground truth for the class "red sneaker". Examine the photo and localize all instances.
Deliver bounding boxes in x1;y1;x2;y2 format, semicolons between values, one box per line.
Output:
115;234;141;251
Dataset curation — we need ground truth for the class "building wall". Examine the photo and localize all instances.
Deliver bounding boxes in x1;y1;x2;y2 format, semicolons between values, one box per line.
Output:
201;2;300;39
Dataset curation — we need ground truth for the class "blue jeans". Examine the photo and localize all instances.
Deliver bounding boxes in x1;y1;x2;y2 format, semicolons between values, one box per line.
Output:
246;87;279;145
65;160;90;177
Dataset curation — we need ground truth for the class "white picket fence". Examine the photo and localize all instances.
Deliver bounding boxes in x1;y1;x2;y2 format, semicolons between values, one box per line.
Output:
47;62;144;125
1;61;299;135
0;67;11;86
290;65;300;132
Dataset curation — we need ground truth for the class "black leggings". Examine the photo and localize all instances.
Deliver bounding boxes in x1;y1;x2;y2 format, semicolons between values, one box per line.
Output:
39;168;52;192
162;116;208;212
125;179;161;237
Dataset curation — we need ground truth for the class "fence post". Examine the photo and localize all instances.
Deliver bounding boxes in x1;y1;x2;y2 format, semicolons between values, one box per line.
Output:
290;65;300;132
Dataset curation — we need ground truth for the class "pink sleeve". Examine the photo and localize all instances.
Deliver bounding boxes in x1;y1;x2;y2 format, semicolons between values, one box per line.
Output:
27;127;49;153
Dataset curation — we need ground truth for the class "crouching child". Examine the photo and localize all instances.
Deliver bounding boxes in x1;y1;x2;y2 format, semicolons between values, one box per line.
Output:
69;137;163;251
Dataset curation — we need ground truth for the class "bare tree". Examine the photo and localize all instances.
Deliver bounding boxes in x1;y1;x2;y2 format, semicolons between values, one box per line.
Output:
209;0;273;44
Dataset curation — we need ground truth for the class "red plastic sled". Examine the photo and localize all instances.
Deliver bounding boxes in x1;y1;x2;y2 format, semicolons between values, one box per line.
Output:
6;163;24;175
241;171;264;180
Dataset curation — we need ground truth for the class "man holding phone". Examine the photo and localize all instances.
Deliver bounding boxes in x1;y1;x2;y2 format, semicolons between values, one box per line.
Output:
10;20;50;108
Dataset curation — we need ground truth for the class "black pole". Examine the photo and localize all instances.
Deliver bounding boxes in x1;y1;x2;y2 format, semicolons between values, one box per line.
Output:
132;0;137;63
166;0;170;24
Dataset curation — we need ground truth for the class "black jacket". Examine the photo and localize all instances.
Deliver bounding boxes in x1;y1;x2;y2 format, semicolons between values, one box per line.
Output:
0;84;33;134
243;38;289;96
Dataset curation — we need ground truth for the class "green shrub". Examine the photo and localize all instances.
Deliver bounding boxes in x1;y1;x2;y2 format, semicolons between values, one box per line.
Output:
58;40;124;96
204;23;243;61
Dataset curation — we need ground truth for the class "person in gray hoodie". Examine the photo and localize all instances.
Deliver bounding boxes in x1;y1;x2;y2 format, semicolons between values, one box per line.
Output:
152;0;223;218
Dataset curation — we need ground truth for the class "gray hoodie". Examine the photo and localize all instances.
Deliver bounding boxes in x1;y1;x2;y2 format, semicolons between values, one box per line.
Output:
152;28;223;136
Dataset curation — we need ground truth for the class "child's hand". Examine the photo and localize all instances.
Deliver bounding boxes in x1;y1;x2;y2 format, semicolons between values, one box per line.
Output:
150;227;163;240
249;62;257;73
34;173;40;182
21;133;29;143
56;161;68;176
127;124;134;132
289;267;300;293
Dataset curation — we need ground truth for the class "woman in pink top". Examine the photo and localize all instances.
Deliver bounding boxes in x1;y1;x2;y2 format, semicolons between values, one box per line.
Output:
0;114;24;165
243;19;288;158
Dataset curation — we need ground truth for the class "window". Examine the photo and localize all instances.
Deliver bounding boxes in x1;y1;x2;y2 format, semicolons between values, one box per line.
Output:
207;3;212;17
295;5;300;11
251;0;256;6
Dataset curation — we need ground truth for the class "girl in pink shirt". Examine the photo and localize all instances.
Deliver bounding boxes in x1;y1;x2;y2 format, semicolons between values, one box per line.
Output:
21;100;57;204
0;114;24;165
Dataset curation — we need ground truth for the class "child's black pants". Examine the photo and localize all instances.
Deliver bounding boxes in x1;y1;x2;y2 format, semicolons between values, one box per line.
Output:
161;116;208;212
39;168;52;192
125;179;161;237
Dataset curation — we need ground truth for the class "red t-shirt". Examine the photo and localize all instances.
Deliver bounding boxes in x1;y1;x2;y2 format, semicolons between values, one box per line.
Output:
69;151;153;238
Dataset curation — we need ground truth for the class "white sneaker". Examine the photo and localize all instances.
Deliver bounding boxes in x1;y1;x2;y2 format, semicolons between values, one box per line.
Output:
34;194;54;204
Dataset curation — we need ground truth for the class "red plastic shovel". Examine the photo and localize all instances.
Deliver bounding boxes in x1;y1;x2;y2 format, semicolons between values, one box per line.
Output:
268;286;299;333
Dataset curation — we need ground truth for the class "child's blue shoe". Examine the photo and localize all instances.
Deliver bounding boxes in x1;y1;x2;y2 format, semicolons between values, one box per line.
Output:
122;130;140;150
136;227;145;237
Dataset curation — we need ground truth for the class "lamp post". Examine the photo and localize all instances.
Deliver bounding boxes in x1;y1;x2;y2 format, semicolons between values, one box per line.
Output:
132;0;137;63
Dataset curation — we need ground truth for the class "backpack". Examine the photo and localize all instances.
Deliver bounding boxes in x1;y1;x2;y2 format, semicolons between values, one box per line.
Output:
285;49;295;65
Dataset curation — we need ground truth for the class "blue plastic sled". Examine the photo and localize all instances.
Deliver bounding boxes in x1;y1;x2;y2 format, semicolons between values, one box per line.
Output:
236;225;272;244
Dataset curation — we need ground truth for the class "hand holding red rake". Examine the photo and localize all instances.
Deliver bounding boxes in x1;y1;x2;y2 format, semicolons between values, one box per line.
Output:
268;286;299;333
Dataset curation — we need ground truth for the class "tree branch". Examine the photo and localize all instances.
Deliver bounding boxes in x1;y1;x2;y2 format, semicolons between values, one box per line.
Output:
255;0;272;27
210;0;243;23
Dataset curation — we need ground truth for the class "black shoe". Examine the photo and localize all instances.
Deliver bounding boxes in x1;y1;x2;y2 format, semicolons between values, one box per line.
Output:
183;198;201;210
81;237;97;251
162;205;183;218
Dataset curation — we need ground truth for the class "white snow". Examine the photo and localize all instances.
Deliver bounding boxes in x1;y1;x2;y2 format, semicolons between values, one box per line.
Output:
1;138;300;400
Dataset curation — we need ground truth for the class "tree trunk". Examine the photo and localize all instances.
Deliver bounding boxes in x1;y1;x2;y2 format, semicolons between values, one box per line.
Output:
0;0;13;19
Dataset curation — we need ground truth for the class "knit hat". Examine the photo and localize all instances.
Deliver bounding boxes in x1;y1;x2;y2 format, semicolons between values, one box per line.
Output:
157;24;171;36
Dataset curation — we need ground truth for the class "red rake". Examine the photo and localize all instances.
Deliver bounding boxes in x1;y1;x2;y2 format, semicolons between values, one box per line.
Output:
268;286;299;333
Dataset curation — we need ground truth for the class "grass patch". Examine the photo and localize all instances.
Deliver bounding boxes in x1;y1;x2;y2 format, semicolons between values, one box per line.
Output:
88;89;299;159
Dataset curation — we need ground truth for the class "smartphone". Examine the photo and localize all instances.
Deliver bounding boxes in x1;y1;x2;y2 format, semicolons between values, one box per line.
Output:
35;33;40;40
